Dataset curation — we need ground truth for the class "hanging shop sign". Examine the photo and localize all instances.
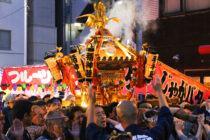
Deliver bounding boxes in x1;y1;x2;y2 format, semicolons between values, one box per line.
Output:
0;65;78;96
1;65;52;85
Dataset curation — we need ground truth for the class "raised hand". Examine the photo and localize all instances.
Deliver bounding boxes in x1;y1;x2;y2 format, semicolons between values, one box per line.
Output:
197;114;205;125
174;117;184;130
53;124;65;139
48;104;58;112
152;75;168;107
152;75;162;93
11;119;24;138
179;102;189;108
88;84;96;104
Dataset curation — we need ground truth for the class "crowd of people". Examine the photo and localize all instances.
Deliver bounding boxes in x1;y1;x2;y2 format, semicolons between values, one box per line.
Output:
0;75;209;140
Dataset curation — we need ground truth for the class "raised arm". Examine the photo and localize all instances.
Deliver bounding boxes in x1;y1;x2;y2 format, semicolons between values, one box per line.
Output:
198;114;210;138
146;75;173;140
195;114;203;139
152;75;168;107
106;118;120;126
85;84;110;140
86;84;96;126
169;107;180;115
174;117;188;140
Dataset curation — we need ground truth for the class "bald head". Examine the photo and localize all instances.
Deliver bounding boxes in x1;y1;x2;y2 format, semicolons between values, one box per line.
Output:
116;100;137;125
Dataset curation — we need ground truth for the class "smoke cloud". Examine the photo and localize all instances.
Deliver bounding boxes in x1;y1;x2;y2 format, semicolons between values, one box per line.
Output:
79;0;158;49
106;0;141;45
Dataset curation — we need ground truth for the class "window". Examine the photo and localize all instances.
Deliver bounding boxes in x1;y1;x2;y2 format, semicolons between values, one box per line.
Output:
204;76;210;88
186;0;210;11
0;30;11;50
162;0;210;15
0;0;11;3
164;0;181;13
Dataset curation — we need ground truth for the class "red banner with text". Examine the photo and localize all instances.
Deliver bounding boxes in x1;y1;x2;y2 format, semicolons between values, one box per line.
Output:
123;61;210;103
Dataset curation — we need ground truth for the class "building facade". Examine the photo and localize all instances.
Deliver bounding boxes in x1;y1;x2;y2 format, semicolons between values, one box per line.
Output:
27;0;57;64
143;0;210;87
0;0;25;67
56;0;90;54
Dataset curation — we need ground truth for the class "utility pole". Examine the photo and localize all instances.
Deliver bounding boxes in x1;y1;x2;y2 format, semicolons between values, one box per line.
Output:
24;0;27;65
136;0;142;54
69;0;72;53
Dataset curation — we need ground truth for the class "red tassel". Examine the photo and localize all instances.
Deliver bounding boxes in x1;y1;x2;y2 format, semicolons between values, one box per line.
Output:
127;91;133;100
57;60;76;95
135;55;146;88
92;62;100;86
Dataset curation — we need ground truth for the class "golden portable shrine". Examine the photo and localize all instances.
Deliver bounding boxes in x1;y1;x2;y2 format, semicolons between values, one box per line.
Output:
44;2;159;106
